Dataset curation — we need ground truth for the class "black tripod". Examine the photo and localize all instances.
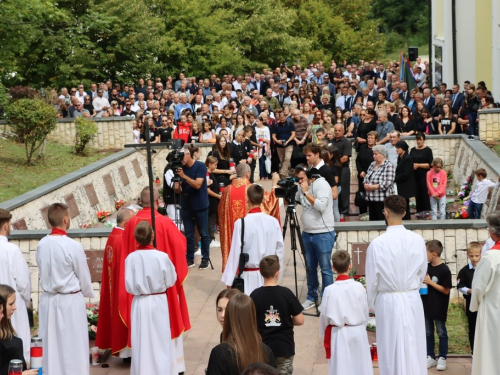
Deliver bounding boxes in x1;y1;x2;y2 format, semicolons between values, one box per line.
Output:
282;203;320;317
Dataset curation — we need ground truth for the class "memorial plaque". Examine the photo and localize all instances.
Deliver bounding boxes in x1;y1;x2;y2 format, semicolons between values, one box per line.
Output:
132;158;142;178
85;183;99;207
86;250;104;282
119;166;130;186
12;219;27;230
103;173;115;196
65;193;80;218
351;243;370;276
40;206;51;229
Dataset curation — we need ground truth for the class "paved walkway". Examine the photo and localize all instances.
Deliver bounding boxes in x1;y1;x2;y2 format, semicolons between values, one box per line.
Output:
90;181;472;374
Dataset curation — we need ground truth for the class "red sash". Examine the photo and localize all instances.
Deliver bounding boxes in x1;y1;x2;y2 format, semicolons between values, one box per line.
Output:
336;274;351;281
137;245;155;250
248;207;262;214
324;274;351;359
50;228;67;236
490;242;500;250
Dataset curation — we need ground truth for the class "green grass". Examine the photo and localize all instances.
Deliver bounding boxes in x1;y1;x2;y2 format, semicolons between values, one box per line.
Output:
443;303;471;355
492;145;500;157
0;138;114;203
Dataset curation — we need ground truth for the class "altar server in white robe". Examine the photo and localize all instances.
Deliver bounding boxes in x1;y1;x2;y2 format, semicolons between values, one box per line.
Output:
0;209;32;362
319;250;373;375
125;220;177;375
470;212;500;375
36;203;94;375
221;184;284;295
366;195;427;375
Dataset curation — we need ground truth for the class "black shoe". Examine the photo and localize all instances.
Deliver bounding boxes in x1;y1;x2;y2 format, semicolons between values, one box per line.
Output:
123;357;131;364
199;259;209;270
468;135;475;140
187;260;195;268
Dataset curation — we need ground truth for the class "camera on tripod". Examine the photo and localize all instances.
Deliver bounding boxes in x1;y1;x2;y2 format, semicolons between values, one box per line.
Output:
275;177;298;204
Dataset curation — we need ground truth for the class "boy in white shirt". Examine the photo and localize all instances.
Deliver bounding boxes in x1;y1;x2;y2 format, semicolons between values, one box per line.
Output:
319;250;373;375
468;169;500;219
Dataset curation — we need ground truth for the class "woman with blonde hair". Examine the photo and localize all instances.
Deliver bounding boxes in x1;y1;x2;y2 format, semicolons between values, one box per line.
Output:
0;285;38;375
206;294;275;374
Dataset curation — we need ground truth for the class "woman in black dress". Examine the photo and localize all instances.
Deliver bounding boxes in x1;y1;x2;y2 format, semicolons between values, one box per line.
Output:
355;108;377;149
398;106;417;136
208;134;235;187
0;285;38;375
356;131;378;214
206;294;275;375
409;132;434;213
157;117;175;142
394;140;415;220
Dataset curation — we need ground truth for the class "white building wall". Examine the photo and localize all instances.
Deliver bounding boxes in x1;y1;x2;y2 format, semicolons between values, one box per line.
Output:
492;0;500;98
455;0;476;85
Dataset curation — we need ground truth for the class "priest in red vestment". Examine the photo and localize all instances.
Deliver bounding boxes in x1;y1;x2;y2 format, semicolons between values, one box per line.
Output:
218;163;280;271
95;208;135;357
118;187;190;373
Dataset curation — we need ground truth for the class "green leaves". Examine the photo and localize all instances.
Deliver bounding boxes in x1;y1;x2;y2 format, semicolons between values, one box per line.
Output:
6;99;57;164
74;117;98;155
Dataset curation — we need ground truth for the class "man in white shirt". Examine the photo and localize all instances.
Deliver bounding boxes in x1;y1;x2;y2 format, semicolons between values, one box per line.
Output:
75;84;86;104
0;209;31;361
36;203;94;375
335;86;350;110
467;169;500;219
92;88;110;117
221;184;284;295
366;195;427;375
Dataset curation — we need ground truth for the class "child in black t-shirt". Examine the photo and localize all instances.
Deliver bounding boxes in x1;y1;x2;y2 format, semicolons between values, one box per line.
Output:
457;241;482;354
250;256;304;375
422;240;452;371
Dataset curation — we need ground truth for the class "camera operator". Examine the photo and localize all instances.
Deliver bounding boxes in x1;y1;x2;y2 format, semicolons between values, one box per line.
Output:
163;163;183;230
174;144;211;270
293;165;336;311
303;143;338;201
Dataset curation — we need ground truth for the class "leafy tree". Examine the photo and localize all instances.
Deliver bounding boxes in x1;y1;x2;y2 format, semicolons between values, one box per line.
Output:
74;117;98;155
370;0;428;38
6;99;57;164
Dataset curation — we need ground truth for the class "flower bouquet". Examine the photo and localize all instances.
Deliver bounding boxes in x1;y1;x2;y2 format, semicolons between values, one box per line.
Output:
457;176;472;202
115;200;126;210
96;211;111;222
415;211;432;220
453;206;469;219
86;303;99;339
79;222;93;229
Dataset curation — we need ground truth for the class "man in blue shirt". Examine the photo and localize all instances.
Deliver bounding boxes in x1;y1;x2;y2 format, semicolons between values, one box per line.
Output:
174;93;192;120
175;145;211;269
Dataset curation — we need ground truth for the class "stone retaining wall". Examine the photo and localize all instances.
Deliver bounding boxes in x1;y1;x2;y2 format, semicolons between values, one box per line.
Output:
0;149;148;230
479;108;500;142
1;117;134;149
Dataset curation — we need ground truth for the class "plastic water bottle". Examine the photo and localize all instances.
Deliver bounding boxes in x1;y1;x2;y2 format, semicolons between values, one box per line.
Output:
419;282;428;295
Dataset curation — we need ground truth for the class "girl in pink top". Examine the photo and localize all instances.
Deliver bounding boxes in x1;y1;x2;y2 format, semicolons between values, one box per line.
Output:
426;158;448;220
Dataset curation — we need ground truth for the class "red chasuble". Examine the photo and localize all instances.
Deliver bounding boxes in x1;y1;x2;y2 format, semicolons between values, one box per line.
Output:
95;226;129;355
118;208;190;346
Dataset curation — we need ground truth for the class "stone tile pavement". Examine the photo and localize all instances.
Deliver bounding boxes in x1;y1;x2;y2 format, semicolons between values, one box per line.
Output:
90;181;472;374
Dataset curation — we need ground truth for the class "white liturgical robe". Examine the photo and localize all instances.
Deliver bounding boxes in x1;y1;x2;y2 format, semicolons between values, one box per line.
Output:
0;235;31;361
470;248;500;375
221;211;284;295
125;249;177;375
319;279;373;375
366;225;427;375
36;234;94;375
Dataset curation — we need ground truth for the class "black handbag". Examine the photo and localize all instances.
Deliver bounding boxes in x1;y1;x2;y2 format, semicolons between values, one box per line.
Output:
231;218;248;293
354;191;368;208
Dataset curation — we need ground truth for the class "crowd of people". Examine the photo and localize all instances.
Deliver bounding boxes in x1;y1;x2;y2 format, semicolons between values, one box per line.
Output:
2;58;500;375
51;58;499;223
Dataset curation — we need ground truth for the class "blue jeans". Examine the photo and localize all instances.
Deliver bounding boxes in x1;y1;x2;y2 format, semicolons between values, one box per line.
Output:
181;207;210;261
425;317;448;359
302;231;336;301
468;112;477;136
468;201;483;219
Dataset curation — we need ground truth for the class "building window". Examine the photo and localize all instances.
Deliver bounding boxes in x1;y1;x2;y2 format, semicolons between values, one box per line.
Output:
434;45;443;86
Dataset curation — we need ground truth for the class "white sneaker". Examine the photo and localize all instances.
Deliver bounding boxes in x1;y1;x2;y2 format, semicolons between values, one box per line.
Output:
194;249;201;256
427;356;437;369
436;357;446;371
301;300;315;310
210;240;221;248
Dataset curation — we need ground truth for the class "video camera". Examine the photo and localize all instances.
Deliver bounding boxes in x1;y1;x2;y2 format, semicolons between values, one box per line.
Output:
275;177;298;205
164;139;185;180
